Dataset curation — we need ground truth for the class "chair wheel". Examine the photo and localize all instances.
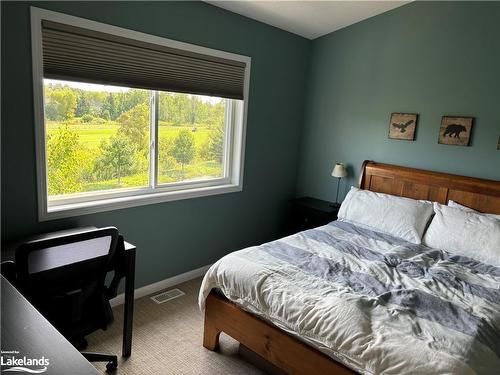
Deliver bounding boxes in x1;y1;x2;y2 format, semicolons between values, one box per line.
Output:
106;361;117;372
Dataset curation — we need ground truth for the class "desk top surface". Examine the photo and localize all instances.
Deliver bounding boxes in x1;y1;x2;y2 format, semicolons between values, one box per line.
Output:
1;227;136;264
1;275;100;374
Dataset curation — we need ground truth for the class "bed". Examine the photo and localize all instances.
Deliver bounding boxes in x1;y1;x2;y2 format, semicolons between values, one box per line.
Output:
199;161;500;374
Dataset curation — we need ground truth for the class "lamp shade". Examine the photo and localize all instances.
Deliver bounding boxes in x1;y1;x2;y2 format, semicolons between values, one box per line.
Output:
331;163;347;178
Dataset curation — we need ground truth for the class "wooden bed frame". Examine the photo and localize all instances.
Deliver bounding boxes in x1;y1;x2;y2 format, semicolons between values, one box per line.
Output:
358;161;500;214
203;161;500;374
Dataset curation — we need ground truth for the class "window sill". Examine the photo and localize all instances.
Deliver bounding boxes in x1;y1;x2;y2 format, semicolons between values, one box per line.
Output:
41;183;242;221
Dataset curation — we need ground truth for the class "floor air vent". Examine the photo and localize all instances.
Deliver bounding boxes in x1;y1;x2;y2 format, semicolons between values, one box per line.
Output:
150;288;185;304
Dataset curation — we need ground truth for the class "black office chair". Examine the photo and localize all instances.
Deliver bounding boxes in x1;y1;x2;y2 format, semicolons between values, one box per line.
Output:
15;227;121;372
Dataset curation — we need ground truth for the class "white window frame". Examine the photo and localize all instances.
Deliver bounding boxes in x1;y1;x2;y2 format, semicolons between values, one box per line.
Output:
30;7;250;221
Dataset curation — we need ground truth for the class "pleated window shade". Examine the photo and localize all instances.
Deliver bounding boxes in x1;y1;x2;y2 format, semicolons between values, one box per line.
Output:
41;20;246;100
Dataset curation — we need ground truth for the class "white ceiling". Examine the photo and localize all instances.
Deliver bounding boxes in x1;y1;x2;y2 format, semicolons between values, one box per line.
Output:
206;1;409;40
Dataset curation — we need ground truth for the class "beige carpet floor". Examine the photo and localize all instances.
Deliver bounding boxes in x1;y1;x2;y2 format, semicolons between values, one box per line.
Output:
87;277;268;375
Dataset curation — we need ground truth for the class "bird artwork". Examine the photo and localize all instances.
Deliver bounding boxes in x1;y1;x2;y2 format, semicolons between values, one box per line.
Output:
388;113;418;141
391;120;415;133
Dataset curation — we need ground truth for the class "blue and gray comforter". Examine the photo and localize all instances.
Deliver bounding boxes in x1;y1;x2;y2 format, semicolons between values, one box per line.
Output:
199;220;500;374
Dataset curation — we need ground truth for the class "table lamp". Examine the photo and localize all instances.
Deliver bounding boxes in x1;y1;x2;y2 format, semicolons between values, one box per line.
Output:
331;163;347;207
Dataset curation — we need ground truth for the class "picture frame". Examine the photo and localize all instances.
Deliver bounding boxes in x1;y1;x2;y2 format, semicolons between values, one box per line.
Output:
388;113;418;141
438;116;474;147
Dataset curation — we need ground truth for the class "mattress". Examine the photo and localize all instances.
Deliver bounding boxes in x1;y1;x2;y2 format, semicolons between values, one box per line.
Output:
199;220;500;374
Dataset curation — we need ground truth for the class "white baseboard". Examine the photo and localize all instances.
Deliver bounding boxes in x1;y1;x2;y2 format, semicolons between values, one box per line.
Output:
109;264;212;307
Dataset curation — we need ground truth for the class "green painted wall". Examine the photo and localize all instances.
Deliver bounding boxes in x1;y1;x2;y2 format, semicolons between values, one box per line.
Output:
2;1;499;290
297;1;500;203
1;1;310;287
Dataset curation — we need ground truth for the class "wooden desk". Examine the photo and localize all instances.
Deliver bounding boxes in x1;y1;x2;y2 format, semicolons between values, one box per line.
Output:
1;227;136;357
1;275;101;374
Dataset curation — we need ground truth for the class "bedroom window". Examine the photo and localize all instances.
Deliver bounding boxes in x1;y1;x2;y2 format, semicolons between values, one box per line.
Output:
31;7;250;220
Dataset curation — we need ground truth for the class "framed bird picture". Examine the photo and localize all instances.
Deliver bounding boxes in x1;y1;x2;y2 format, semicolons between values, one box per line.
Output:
438;116;474;147
388;113;418;141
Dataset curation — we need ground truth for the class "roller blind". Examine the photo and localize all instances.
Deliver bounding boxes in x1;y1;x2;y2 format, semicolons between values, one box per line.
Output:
41;20;246;100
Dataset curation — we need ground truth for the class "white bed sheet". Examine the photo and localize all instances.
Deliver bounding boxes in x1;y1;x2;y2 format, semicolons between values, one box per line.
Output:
199;220;500;374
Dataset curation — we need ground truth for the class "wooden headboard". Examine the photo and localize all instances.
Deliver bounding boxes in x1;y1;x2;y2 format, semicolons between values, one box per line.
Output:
359;161;500;214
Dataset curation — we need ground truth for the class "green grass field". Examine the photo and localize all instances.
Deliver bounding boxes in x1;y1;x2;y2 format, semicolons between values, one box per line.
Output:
46;119;222;194
46;120;212;150
47;120;119;149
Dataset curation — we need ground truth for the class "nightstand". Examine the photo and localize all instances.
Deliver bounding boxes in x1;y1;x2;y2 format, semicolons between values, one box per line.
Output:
288;197;339;234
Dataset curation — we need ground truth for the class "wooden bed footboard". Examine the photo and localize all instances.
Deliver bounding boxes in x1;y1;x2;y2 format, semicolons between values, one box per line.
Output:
203;291;354;375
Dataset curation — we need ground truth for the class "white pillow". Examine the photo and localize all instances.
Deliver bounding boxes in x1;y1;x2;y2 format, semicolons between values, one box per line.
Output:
423;203;500;267
447;200;500;220
338;187;434;244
